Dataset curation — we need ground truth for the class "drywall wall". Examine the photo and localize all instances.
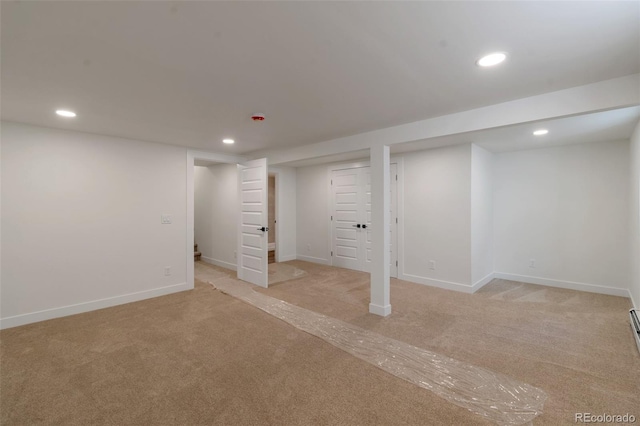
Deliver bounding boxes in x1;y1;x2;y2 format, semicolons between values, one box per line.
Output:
630;120;640;309
295;146;473;290
269;166;297;262
296;164;330;264
494;139;630;296
401;144;472;289
194;164;238;270
471;144;494;287
1;122;188;328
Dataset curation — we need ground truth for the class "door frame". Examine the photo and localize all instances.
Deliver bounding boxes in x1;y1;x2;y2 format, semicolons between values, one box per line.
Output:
327;157;404;277
268;170;279;263
186;150;247;289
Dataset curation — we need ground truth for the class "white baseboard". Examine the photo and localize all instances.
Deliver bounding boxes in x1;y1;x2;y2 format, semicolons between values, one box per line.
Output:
296;255;331;265
629;291;638;311
471;273;496;293
369;303;392;316
399;272;475;293
493;272;630;298
278;254;297;262
201;256;237;271
0;282;191;330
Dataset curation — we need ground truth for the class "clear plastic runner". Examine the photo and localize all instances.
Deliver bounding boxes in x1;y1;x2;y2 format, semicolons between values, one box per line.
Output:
211;279;547;425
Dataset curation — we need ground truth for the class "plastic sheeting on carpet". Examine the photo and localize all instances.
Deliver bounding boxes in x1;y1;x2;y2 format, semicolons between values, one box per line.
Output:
210;279;548;425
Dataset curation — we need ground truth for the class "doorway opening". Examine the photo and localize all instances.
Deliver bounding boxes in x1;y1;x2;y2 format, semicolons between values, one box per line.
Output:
268;173;276;264
186;150;246;289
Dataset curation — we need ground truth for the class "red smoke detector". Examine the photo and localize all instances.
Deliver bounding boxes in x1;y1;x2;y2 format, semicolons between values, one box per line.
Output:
251;113;265;121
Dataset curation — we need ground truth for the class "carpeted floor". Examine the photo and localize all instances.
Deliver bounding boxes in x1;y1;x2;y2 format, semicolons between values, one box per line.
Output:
1;260;638;425
268;262;307;286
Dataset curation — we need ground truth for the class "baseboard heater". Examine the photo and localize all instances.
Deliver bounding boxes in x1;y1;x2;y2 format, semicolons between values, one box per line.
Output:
631;310;640;355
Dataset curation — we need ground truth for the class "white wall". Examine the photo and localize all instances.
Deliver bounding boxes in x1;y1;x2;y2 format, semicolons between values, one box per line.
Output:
194;164;238;270
401;144;472;289
471;144;494;286
295;145;474;290
1;122;188;328
494;139;630;296
296;164;331;264
629;120;640;309
269;166;297;262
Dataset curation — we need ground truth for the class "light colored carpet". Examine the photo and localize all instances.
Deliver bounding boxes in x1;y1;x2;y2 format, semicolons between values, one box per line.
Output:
255;262;640;425
268;262;307;286
196;260;306;286
195;261;229;282
1;260;638;425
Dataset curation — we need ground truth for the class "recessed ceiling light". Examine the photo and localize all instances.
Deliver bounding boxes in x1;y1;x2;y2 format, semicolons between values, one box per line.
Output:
533;129;549;136
223;139;234;144
476;52;507;67
56;109;77;118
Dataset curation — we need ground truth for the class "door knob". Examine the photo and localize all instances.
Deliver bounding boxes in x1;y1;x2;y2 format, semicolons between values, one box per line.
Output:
362;224;367;229
257;227;269;232
352;224;361;228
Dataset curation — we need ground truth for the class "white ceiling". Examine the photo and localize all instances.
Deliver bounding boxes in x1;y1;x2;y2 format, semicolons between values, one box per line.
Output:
2;1;639;155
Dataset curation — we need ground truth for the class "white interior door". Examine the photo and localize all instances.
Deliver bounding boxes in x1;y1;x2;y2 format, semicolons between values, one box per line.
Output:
237;158;268;288
331;168;363;271
331;165;397;277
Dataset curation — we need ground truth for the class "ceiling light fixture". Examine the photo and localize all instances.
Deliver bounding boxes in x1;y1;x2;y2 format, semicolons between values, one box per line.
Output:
56;109;77;118
476;52;507;67
223;139;235;144
533;129;549;136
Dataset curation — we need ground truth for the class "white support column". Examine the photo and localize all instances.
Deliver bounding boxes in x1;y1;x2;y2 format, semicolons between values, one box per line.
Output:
369;145;391;316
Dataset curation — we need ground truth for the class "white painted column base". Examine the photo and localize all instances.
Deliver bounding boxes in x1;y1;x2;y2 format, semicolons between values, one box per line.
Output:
369;303;392;317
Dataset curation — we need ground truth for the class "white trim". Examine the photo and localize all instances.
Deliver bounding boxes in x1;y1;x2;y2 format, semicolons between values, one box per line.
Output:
629;291;638;311
369;303;392;316
296;255;331;265
471;272;495;293
278;254;297;262
493;272;630;297
399;272;476;293
327;165;334;267
201;256;237;271
395;157;405;279
187;151;195;294
0;282;190;330
268;169;280;262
